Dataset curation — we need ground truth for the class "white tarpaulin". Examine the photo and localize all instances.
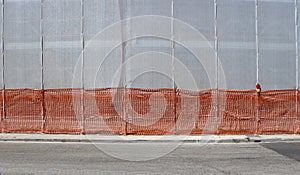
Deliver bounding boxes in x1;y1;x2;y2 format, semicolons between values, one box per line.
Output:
0;0;299;90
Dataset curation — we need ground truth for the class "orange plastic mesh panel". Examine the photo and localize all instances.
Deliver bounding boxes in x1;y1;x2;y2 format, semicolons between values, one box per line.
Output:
0;88;299;134
0;90;3;132
84;88;124;134
175;89;209;134
3;89;43;132
258;90;297;134
197;90;214;134
297;91;300;134
217;90;257;134
126;88;175;135
176;90;213;134
44;89;83;133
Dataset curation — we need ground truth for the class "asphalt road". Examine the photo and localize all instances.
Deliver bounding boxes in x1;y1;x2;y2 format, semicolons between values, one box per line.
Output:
0;141;299;175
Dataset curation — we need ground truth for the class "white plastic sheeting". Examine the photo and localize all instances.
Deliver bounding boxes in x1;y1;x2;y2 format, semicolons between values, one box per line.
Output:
298;0;300;88
4;0;42;89
124;0;173;88
125;38;173;88
84;0;120;88
0;0;299;90
258;0;296;90
0;2;3;88
174;0;215;90
43;0;82;88
217;0;257;89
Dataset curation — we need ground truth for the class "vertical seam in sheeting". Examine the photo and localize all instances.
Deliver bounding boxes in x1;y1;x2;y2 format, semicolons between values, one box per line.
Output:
40;0;44;90
81;0;84;90
40;0;45;132
81;0;85;134
214;0;218;90
214;0;219;121
171;0;175;87
117;0;127;135
122;0;133;133
296;0;299;90
118;0;125;87
255;0;260;134
295;0;299;133
255;0;259;84
1;0;4;131
1;0;3;90
125;0;132;134
171;0;176;134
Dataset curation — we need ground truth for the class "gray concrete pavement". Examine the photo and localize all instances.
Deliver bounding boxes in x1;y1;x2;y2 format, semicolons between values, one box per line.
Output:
0;141;299;174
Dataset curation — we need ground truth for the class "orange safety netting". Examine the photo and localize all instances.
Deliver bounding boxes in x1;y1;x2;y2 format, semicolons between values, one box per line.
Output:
0;90;3;132
84;88;125;134
43;89;83;133
125;88;176;135
0;88;299;134
3;89;43;132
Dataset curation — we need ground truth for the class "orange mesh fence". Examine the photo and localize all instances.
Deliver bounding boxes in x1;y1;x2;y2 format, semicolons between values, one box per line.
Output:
126;88;175;135
297;92;300;133
3;89;43;132
84;88;125;134
175;89;212;134
217;90;257;134
0;90;3;132
0;88;299;134
43;89;83;133
215;90;298;134
257;90;297;134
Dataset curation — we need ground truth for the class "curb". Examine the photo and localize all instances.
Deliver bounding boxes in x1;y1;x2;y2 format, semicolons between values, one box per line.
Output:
0;134;299;143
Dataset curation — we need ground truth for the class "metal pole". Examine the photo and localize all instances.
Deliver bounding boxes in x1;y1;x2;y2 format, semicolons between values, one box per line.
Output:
117;0;127;135
171;0;175;88
255;0;260;134
255;0;259;84
1;0;4;132
214;0;218;90
124;0;132;134
171;0;177;134
295;0;299;133
40;0;45;132
81;0;85;134
40;0;44;91
214;0;219;125
296;0;299;90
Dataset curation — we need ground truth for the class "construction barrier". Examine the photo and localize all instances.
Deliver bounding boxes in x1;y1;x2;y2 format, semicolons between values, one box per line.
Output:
44;89;83;133
0;88;299;134
84;88;125;134
3;89;43;132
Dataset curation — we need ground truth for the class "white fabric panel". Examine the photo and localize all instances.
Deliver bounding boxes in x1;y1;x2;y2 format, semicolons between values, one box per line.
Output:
0;0;298;90
217;0;256;89
258;1;296;89
4;0;42;89
0;2;3;88
173;0;214;43
84;0;120;41
84;0;121;88
93;47;122;88
173;0;215;90
174;45;210;90
124;0;173;88
128;0;172;17
125;38;173;88
43;0;82;88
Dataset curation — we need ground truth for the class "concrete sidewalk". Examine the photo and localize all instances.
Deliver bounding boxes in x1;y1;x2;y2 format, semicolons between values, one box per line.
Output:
0;133;299;143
